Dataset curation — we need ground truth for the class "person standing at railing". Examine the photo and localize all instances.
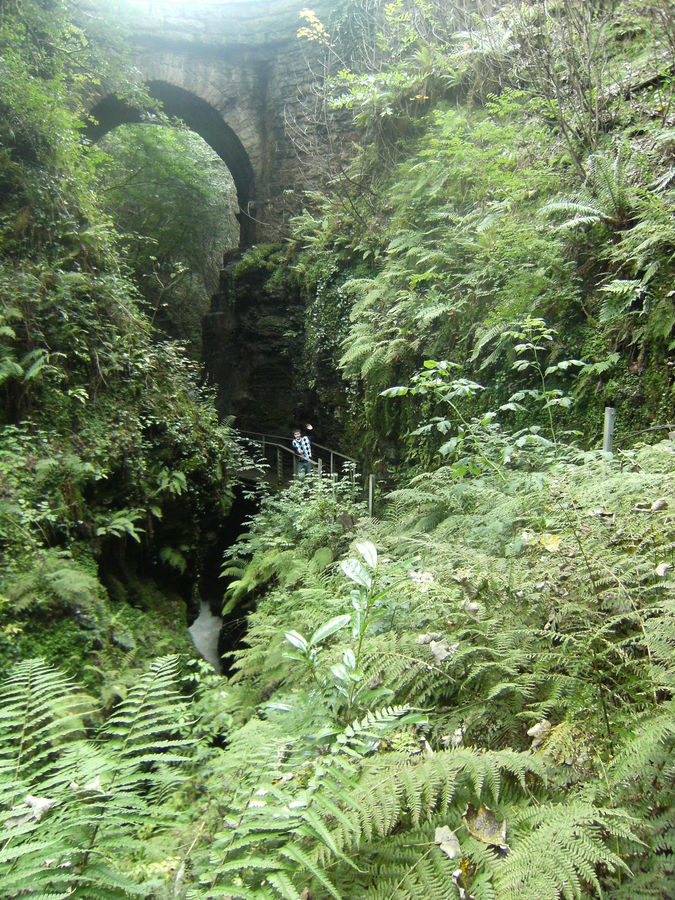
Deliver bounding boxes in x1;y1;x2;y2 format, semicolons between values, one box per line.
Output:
291;424;313;477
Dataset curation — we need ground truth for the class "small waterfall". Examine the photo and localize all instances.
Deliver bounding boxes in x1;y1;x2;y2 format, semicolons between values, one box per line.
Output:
188;601;223;673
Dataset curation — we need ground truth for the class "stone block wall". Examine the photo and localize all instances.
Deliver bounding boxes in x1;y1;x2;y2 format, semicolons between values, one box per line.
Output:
81;0;338;242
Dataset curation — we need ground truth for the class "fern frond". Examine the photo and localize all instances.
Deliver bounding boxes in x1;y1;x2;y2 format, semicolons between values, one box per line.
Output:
495;802;637;899
0;657;190;898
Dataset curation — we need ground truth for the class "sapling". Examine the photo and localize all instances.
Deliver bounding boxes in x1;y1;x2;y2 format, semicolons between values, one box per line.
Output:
284;541;404;721
503;317;585;450
381;360;507;479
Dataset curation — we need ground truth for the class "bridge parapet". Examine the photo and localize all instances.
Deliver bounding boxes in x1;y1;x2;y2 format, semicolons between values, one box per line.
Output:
80;0;334;49
80;0;334;243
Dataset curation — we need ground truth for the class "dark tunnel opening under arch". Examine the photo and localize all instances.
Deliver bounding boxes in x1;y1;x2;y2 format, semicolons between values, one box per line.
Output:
87;81;256;247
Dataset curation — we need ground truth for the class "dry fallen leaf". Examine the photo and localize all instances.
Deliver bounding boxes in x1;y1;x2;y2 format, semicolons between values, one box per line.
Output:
417;632;443;645
429;639;459;664
435;825;461;859
527;719;551;751
540;533;561;553
463;804;508;849
6;795;58;828
440;726;464;748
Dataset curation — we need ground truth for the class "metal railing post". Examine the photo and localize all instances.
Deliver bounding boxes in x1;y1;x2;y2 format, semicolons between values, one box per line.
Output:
317;458;322;478
603;407;616;454
277;448;283;481
330;451;334;476
368;474;375;517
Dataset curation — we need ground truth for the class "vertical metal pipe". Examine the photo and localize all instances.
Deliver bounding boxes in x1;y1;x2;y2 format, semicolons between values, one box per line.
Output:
368;474;375;517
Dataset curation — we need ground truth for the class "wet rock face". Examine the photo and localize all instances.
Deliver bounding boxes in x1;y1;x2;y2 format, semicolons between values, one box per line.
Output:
202;253;308;433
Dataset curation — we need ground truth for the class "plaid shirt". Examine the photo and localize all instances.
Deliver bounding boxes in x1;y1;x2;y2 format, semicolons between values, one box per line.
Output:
291;435;312;459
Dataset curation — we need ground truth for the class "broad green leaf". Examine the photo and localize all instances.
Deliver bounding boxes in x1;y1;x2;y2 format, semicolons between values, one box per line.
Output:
342;648;356;669
380;385;408;396
284;631;308;653
22;354;48;381
356;541;377;570
310;614;351;647
340;558;372;589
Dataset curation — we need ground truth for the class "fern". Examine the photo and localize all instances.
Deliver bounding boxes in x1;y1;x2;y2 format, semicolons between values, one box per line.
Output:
494;802;637;899
198;717;551;899
542;143;638;232
0;656;190;897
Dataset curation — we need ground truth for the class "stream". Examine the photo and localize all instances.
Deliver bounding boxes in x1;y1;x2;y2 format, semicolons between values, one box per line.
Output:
188;601;224;673
186;490;259;675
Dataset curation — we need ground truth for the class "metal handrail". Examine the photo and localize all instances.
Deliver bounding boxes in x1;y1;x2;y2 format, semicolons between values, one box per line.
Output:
245;438;311;458
238;437;315;483
238;430;357;466
238;431;374;515
313;441;357;465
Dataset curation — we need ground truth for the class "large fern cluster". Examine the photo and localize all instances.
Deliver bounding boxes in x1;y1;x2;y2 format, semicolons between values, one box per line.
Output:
0;656;190;897
2;443;672;897
290;0;675;455
188;698;638;899
179;441;673;898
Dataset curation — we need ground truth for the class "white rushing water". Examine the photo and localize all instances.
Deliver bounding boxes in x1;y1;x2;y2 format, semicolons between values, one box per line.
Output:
188;601;223;673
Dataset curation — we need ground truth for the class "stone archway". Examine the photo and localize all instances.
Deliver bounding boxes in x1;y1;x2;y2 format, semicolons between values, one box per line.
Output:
87;81;257;247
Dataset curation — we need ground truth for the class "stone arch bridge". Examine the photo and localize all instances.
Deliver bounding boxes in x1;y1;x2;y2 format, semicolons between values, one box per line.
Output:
83;0;332;247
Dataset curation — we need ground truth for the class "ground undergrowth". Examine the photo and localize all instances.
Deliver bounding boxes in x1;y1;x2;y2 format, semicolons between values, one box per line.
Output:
3;443;673;898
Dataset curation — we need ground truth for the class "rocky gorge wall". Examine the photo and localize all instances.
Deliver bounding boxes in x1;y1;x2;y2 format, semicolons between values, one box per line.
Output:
202;249;308;433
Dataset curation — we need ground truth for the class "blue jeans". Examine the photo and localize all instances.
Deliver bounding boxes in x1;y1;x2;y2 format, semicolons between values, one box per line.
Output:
297;458;313;477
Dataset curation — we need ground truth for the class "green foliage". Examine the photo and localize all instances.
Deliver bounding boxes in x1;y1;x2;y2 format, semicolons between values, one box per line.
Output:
222;473;367;614
3;443;671;895
3;2;675;897
292;1;674;454
319;95;586;451
542;143;639;232
0;656;190;897
191;434;673;898
97;125;238;355
0;0;251;695
283;540;414;720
